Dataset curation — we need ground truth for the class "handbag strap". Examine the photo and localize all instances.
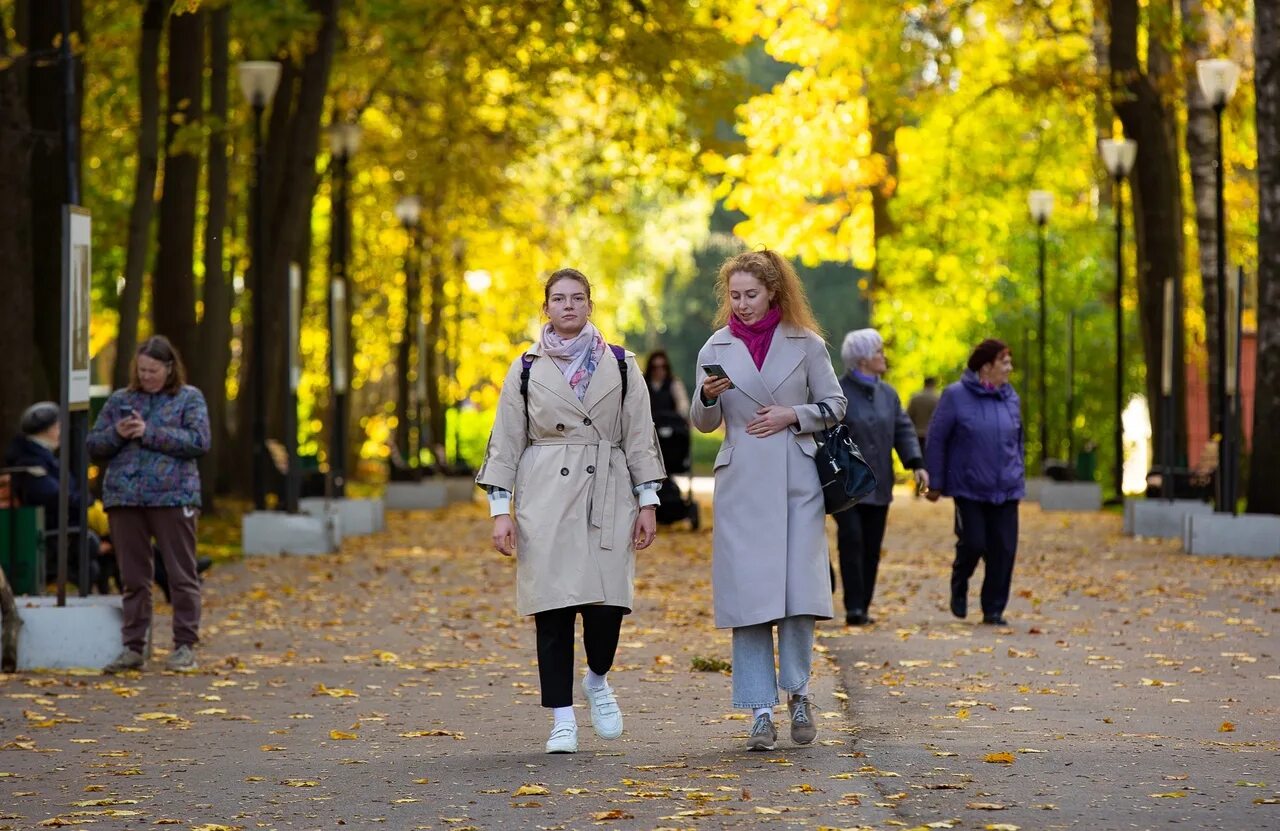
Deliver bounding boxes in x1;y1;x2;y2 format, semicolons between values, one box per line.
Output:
816;401;837;429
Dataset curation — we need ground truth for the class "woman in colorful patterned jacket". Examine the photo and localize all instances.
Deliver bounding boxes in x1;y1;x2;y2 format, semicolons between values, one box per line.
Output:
88;335;210;673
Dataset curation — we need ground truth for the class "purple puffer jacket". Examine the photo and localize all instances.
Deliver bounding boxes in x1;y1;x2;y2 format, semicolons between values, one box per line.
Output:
924;370;1025;504
87;385;210;509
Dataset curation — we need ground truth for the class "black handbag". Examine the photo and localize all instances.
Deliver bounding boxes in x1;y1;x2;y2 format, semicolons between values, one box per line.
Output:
813;401;877;514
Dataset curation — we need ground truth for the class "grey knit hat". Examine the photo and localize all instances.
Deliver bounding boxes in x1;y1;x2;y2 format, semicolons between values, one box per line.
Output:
19;401;59;436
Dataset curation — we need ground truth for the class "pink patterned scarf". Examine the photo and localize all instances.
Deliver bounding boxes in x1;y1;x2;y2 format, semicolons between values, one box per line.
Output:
729;306;783;369
540;321;606;401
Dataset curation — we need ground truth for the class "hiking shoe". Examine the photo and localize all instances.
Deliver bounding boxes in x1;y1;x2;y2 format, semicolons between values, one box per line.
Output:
103;648;144;674
545;721;578;754
788;694;817;745
164;645;198;673
581;676;624;740
746;713;777;751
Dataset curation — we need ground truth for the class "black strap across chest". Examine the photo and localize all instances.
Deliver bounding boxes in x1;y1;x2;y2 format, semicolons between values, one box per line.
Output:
519;345;627;435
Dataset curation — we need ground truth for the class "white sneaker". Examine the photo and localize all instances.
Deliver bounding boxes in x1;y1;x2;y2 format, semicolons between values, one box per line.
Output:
581;676;624;740
545;721;578;754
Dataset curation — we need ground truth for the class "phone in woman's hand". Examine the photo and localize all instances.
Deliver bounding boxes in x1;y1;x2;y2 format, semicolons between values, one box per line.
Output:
701;363;735;388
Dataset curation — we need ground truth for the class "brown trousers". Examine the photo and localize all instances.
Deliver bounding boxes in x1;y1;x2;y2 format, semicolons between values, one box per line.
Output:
107;506;202;651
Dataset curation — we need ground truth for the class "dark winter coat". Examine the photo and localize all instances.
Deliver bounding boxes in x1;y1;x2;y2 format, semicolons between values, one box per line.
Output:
925;370;1025;504
838;372;923;506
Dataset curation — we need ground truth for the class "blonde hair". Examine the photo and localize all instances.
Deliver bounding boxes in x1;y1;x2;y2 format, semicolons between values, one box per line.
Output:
713;249;823;336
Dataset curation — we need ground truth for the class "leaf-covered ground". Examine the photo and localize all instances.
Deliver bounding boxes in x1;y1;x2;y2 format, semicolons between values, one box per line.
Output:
1;492;1276;830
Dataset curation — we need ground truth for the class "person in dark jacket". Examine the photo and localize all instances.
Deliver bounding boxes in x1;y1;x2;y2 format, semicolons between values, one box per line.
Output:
4;402;112;593
925;339;1025;626
834;330;928;626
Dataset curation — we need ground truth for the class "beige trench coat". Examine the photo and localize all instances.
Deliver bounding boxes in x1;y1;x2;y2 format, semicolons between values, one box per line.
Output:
691;324;847;629
476;343;666;616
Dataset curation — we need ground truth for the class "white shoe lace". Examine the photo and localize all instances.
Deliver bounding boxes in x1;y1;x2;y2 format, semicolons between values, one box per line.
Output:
791;697;811;725
751;715;773;736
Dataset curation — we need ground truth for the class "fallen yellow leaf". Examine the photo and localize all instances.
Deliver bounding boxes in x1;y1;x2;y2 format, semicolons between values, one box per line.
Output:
967;801;1007;810
1219;721;1236;732
513;784;550;796
592;810;632;820
329;730;359;740
984;752;1016;764
1150;791;1188;798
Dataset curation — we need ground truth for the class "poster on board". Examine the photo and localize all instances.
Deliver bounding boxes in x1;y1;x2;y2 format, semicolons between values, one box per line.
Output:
64;206;92;410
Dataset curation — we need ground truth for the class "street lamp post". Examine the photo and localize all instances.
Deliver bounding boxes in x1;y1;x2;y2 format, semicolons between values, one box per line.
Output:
1027;190;1054;470
237;60;282;511
1099;137;1137;503
394;195;423;470
1197;58;1241;514
449;239;466;468
327;123;361;498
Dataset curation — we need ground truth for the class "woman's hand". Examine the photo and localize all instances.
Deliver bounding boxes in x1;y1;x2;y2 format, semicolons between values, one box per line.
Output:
925;488;942;503
746;405;798;438
913;469;930;492
632;507;657;550
116;415;145;439
700;374;732;403
492;515;517;556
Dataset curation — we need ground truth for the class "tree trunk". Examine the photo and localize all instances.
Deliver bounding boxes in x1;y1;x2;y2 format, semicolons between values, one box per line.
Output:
1247;0;1280;514
396;238;418;467
113;0;164;389
0;562;20;672
1180;0;1221;437
0;2;35;436
197;5;231;510
232;0;339;497
1108;0;1188;471
22;0;83;401
151;7;204;363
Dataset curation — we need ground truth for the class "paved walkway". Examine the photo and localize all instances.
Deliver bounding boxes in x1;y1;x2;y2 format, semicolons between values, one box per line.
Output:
1;494;1276;830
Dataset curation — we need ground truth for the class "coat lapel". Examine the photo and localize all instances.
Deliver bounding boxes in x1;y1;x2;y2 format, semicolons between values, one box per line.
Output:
711;328;774;408
759;325;806;393
583;347;621;413
527;343;589;417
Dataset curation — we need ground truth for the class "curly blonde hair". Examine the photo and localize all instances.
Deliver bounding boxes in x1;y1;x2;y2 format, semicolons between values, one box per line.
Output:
713;249;823;336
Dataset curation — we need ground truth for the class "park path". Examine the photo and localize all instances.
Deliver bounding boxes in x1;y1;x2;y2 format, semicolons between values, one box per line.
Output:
1;492;1276;830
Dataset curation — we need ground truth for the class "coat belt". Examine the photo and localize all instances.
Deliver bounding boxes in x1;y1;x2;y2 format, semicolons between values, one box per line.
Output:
530;437;621;550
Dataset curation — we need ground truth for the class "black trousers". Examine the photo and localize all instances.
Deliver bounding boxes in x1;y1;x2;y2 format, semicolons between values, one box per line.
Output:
952;497;1020;617
534;604;625;708
834;503;890;615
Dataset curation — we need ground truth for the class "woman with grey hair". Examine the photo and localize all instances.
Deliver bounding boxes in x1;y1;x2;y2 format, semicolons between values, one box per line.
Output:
833;328;927;625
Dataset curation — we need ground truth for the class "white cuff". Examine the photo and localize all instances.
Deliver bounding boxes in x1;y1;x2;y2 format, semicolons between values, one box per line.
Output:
635;481;661;508
488;489;512;517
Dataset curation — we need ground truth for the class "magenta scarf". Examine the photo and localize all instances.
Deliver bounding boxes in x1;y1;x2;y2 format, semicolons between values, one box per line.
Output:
729;306;783;369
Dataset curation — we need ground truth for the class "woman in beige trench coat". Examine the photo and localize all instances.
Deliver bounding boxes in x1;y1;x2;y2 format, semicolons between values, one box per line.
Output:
691;250;846;752
476;268;666;755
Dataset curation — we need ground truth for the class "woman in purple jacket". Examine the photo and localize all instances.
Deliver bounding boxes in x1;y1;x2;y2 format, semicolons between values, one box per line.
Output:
88;335;210;673
924;339;1025;625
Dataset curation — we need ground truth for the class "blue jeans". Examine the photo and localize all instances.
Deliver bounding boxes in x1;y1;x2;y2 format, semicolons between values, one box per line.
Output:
730;615;815;709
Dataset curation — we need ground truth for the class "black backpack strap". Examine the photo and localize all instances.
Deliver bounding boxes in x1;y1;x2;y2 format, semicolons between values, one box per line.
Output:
609;344;628;401
519;354;534;436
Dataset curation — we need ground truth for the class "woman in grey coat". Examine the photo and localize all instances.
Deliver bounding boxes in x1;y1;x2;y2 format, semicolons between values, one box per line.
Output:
692;249;846;752
834;329;928;626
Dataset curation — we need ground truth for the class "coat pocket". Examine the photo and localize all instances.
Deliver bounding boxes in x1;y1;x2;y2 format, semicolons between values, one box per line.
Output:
713;444;734;471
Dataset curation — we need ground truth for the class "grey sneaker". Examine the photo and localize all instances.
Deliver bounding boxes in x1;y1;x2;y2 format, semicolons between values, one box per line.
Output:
164;645;197;673
746;713;777;751
103;648;144;674
789;694;817;745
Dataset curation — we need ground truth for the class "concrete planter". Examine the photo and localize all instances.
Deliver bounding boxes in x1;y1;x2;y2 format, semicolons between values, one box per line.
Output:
1124;499;1212;538
444;476;478;505
1024;476;1050;503
3;595;125;671
242;510;342;556
1183;512;1280;558
384;480;448;511
1038;481;1103;512
298;497;384;536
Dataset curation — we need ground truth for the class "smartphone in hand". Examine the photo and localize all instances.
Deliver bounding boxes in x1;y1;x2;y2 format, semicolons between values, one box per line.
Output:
701;363;735;389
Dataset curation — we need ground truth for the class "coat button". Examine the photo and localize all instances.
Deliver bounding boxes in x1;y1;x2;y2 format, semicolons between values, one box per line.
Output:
583;417;592;426
556;423;565;431
560;467;569;476
586;465;595;474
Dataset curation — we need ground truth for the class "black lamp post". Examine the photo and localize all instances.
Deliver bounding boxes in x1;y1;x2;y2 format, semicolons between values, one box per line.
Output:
1027;190;1054;470
327;123;361;498
237;61;282;511
1197;57;1241;514
394;195;423;468
1099;137;1137;502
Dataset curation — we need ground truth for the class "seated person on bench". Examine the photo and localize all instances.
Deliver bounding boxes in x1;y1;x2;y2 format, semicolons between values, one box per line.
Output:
4;402;114;593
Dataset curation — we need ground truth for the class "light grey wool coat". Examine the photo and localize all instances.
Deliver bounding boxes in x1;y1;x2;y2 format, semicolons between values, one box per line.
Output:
476;342;666;617
691;323;847;629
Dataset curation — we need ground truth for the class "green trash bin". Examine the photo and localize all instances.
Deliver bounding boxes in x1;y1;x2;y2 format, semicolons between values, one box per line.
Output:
1074;442;1098;483
1;506;45;595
